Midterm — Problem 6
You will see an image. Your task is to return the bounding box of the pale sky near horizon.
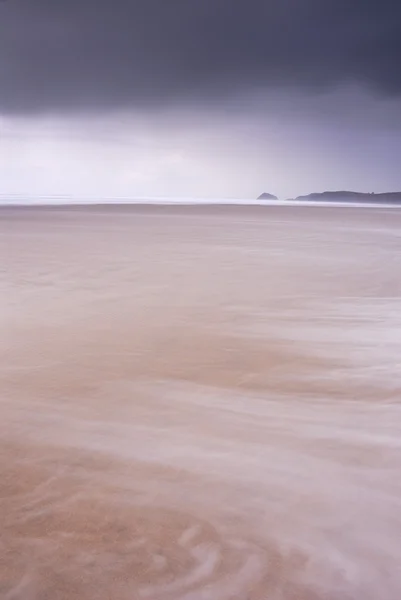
[1,1,401,201]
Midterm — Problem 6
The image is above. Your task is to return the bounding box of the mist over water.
[1,204,401,599]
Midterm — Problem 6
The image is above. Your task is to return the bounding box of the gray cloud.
[0,0,400,113]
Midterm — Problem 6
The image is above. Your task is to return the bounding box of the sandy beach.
[1,203,401,599]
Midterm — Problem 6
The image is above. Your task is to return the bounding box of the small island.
[257,193,278,200]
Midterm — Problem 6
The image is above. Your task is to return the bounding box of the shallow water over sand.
[1,204,401,599]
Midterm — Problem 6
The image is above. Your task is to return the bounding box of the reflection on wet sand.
[1,205,401,599]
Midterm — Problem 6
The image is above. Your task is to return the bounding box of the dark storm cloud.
[1,0,400,113]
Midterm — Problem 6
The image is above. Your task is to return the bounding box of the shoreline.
[1,199,401,211]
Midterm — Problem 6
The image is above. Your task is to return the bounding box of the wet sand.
[1,204,401,599]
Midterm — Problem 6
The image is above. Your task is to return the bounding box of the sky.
[1,0,401,200]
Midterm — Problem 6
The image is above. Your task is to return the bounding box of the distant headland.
[293,191,401,203]
[257,191,401,203]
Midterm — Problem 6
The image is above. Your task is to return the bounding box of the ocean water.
[1,204,401,599]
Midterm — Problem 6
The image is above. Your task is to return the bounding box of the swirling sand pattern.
[1,204,401,599]
[1,473,270,600]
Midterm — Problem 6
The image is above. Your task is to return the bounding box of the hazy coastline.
[2,197,401,210]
